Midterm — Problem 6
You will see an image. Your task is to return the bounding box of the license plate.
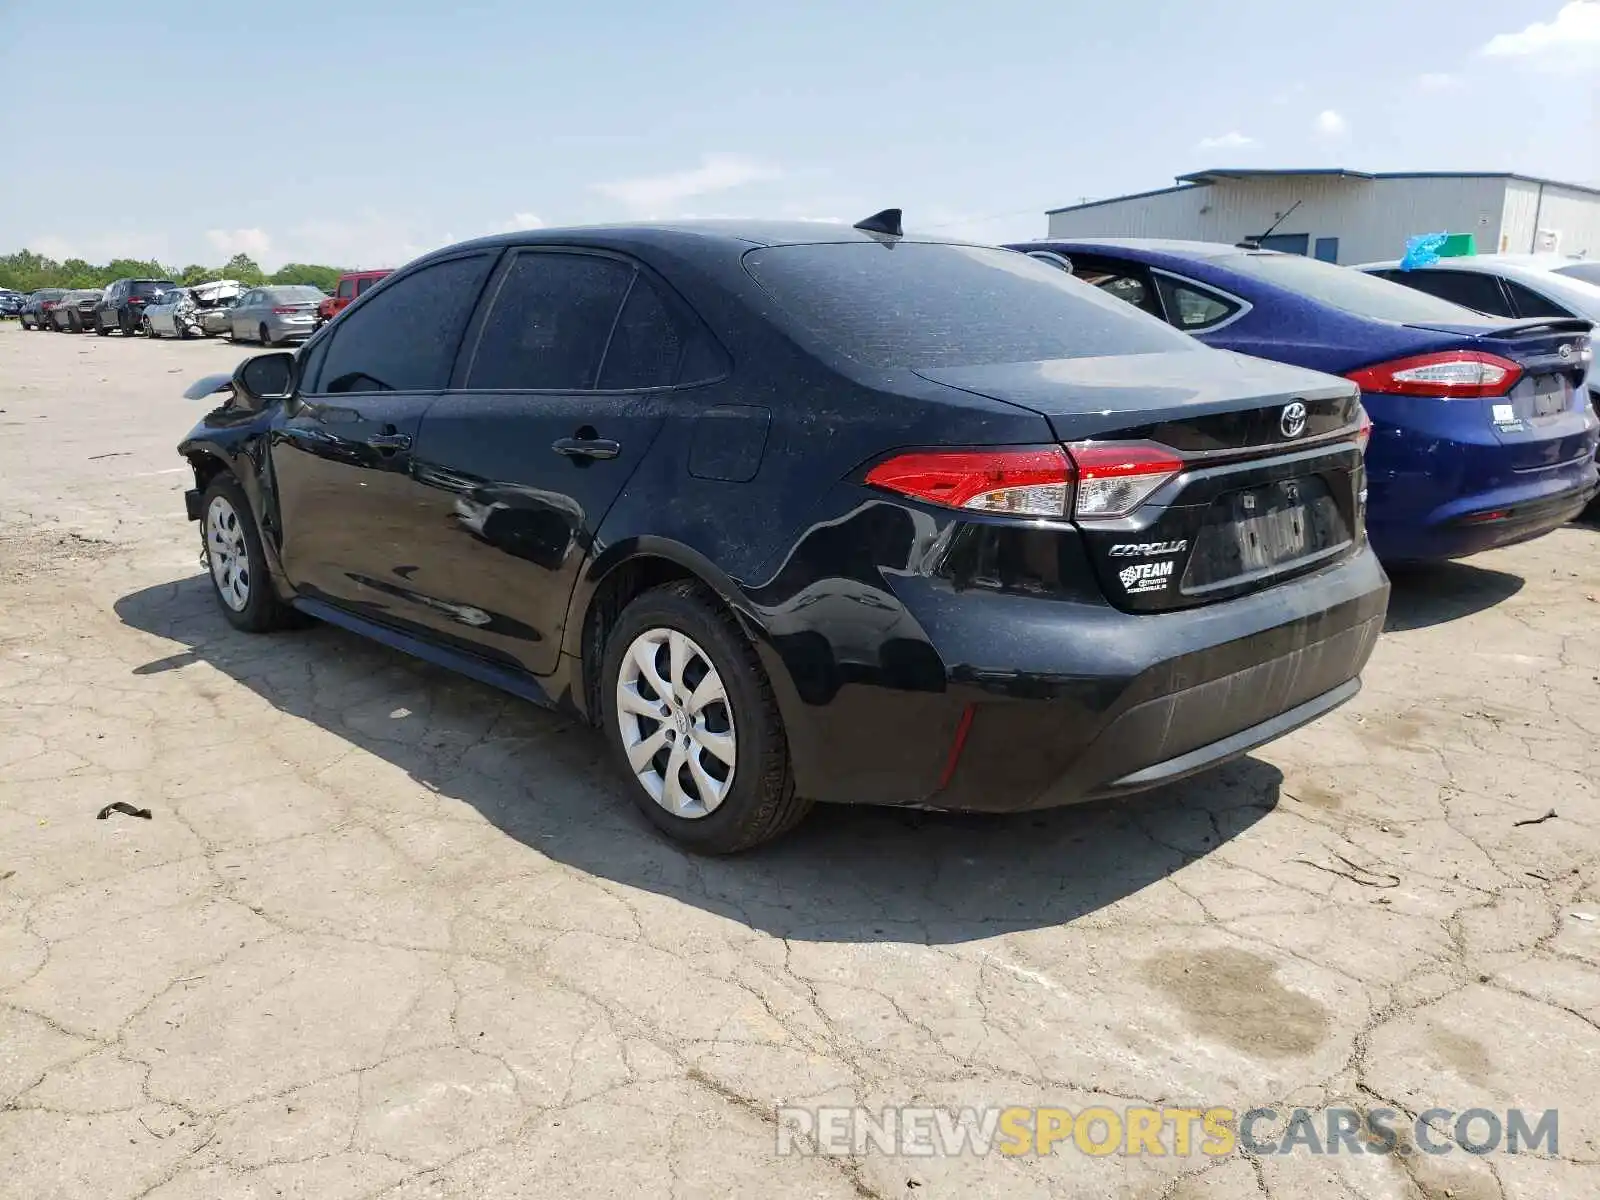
[1531,376,1569,417]
[1184,476,1348,591]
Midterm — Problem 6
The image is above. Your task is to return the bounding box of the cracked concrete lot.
[2,321,1599,1200]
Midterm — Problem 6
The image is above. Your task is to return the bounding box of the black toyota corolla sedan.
[175,214,1388,852]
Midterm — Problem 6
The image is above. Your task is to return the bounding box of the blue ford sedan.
[1007,239,1599,562]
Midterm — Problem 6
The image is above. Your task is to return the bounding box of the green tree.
[177,264,213,285]
[270,262,342,292]
[222,254,267,285]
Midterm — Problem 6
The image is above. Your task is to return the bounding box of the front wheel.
[599,581,809,853]
[201,475,293,633]
[258,323,273,347]
[143,317,157,339]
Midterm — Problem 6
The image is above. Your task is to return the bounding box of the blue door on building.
[1314,237,1340,263]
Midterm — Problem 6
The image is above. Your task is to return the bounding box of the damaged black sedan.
[175,216,1388,852]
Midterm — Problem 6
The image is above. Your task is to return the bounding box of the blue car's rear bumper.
[1363,394,1599,562]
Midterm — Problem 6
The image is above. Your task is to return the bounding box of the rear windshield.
[1553,262,1600,288]
[1217,253,1491,324]
[132,280,179,296]
[35,289,67,300]
[267,286,325,303]
[742,242,1195,369]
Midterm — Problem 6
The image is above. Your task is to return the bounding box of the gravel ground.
[2,320,1599,1200]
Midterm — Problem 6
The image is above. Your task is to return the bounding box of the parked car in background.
[316,269,390,328]
[1008,239,1598,562]
[95,278,183,335]
[144,288,204,339]
[1356,255,1600,402]
[226,285,326,345]
[0,290,23,317]
[20,288,68,330]
[188,279,241,336]
[175,220,1386,852]
[49,289,104,332]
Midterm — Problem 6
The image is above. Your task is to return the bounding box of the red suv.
[316,269,390,327]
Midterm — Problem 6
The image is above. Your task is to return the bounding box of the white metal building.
[1044,169,1600,265]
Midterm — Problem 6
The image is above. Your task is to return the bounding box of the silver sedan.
[228,285,327,346]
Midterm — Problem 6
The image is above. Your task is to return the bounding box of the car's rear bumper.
[1364,397,1599,562]
[759,546,1388,812]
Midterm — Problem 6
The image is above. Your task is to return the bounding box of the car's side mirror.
[233,351,296,410]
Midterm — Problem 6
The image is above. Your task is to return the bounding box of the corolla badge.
[1279,401,1308,439]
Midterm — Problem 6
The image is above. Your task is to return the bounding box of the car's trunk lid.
[915,350,1367,613]
[1400,317,1595,470]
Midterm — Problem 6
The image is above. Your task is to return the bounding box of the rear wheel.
[599,582,809,853]
[95,321,110,336]
[201,475,293,633]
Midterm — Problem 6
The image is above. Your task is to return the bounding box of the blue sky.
[1,1,1595,270]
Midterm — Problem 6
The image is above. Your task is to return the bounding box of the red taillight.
[272,306,298,314]
[1356,408,1373,454]
[865,447,1072,517]
[1346,351,1522,398]
[863,441,1184,521]
[1065,441,1183,520]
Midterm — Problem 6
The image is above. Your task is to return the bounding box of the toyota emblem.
[1559,343,1574,361]
[1280,401,1308,439]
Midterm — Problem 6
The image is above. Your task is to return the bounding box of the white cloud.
[1195,131,1258,152]
[593,153,782,212]
[1314,110,1349,138]
[279,212,443,270]
[29,231,173,265]
[1415,72,1462,91]
[205,228,272,260]
[1484,2,1600,71]
[488,212,545,234]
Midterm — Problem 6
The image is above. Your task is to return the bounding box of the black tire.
[124,312,140,335]
[599,581,810,853]
[143,317,157,339]
[199,474,295,634]
[95,317,111,335]
[259,323,273,347]
[67,313,80,333]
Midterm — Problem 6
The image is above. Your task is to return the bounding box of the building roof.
[1047,169,1600,216]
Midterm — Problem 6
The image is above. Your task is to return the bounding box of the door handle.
[367,432,412,452]
[552,437,620,461]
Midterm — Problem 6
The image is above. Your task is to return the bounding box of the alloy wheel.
[615,627,736,818]
[206,495,251,612]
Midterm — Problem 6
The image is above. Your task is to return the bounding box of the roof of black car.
[447,220,974,254]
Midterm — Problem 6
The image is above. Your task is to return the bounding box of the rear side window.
[1501,279,1573,319]
[316,253,493,393]
[597,276,685,389]
[132,280,177,297]
[1153,274,1242,331]
[1224,254,1494,324]
[356,275,380,295]
[466,252,633,391]
[742,242,1193,369]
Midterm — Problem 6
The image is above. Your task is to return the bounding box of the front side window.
[1381,269,1512,316]
[336,279,354,298]
[1154,274,1242,330]
[743,242,1193,370]
[316,253,494,394]
[466,252,633,391]
[356,275,381,295]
